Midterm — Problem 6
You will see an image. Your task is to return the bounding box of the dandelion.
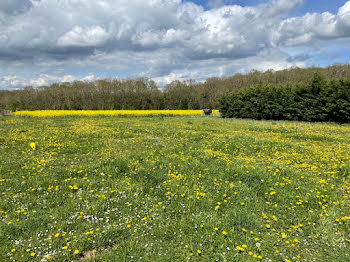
[74,250,79,254]
[30,142,36,150]
[236,246,245,251]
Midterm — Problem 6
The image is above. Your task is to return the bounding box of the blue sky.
[187,0,347,14]
[1,0,350,89]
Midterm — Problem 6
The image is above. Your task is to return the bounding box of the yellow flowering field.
[14,110,219,117]
[0,115,349,261]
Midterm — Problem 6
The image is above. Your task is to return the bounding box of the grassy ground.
[0,115,349,262]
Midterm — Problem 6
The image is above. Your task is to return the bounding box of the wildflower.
[30,142,36,150]
[30,252,35,256]
[222,230,227,235]
[236,246,245,251]
[74,250,79,254]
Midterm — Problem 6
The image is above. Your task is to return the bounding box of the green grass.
[0,116,349,261]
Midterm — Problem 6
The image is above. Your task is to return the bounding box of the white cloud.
[0,73,96,89]
[0,0,350,89]
[57,26,110,47]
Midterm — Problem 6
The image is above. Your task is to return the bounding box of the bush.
[219,73,350,123]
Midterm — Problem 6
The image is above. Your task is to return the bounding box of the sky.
[1,0,350,89]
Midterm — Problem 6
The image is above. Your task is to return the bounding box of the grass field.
[0,115,349,261]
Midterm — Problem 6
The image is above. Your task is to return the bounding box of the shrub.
[219,73,350,123]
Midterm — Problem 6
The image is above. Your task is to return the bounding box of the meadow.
[0,114,349,261]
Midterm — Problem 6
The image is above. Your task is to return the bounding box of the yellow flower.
[222,231,227,235]
[30,252,35,256]
[281,232,286,239]
[197,249,202,255]
[74,249,79,254]
[55,233,60,238]
[236,246,245,251]
[30,142,36,150]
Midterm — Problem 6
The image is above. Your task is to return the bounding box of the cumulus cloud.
[0,0,350,89]
[0,73,96,89]
[57,26,110,47]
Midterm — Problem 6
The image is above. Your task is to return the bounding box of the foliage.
[0,116,349,261]
[2,64,350,111]
[220,73,350,123]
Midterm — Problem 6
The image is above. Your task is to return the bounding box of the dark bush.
[219,73,350,123]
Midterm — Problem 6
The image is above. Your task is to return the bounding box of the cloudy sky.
[1,0,350,89]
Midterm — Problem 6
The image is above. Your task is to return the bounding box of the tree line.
[219,73,350,123]
[1,64,350,112]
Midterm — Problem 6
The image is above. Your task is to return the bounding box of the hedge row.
[219,73,350,123]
